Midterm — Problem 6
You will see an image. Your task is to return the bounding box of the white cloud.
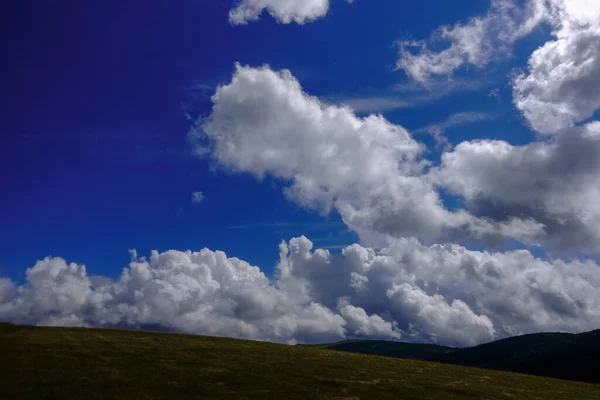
[229,0,351,25]
[397,0,549,83]
[279,236,600,344]
[196,64,545,248]
[432,122,600,253]
[0,258,92,327]
[3,236,600,346]
[276,237,496,346]
[191,191,205,204]
[513,0,600,134]
[0,249,346,344]
[386,283,494,346]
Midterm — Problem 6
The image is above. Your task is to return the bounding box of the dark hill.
[435,329,600,383]
[311,329,600,384]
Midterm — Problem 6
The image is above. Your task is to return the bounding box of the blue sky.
[2,0,600,345]
[1,0,537,280]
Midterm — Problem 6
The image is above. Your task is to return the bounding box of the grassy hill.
[1,323,599,399]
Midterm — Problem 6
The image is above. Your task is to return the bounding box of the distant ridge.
[309,329,600,384]
[435,329,600,383]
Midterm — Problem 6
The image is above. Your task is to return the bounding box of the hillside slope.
[1,323,598,399]
[306,339,456,360]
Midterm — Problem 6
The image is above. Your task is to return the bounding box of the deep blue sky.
[1,0,541,282]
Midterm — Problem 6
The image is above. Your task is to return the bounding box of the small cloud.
[488,88,500,98]
[229,0,329,25]
[188,83,214,92]
[182,83,215,110]
[192,192,205,204]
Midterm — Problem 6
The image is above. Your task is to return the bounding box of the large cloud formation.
[2,236,600,346]
[198,64,545,248]
[229,0,352,25]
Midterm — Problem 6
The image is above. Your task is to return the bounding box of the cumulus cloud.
[279,236,600,344]
[397,0,549,83]
[0,249,346,344]
[513,0,600,133]
[229,0,352,25]
[3,236,600,346]
[276,237,497,346]
[432,122,600,254]
[196,64,545,248]
[386,284,494,346]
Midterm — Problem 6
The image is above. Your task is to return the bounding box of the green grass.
[1,323,599,399]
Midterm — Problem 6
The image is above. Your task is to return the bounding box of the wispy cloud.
[337,97,411,113]
[392,77,484,94]
[488,88,500,98]
[181,82,216,121]
[191,192,205,204]
[336,77,486,113]
[414,111,494,149]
